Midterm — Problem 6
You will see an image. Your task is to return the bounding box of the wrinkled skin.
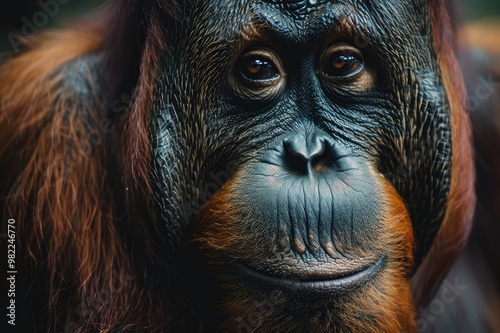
[150,0,452,331]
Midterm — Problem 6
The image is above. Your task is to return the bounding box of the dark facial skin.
[150,0,451,331]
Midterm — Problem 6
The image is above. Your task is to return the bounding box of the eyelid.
[319,44,365,79]
[240,59,278,82]
[317,43,375,92]
[230,47,285,101]
[237,48,284,86]
[239,49,282,71]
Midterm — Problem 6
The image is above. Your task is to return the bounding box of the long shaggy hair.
[0,0,474,331]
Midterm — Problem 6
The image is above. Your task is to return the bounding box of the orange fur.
[0,28,167,331]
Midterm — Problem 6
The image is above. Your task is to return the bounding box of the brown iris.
[322,46,364,78]
[237,49,281,85]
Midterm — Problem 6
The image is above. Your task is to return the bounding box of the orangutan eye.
[322,45,364,79]
[237,49,282,85]
[240,58,279,81]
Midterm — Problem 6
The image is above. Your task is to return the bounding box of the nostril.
[284,140,310,175]
[282,130,337,175]
[310,140,336,172]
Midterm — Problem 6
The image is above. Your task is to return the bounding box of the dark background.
[0,0,499,55]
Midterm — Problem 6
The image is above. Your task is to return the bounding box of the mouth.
[233,255,386,297]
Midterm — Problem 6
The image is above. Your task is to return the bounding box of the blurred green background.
[1,0,499,60]
[461,0,500,20]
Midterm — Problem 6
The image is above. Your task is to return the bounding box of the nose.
[283,130,337,175]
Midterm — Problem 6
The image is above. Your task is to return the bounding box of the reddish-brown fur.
[411,0,476,307]
[0,26,169,331]
[0,0,475,331]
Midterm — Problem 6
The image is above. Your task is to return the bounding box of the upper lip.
[233,255,386,296]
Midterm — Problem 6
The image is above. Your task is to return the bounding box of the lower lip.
[233,255,386,297]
